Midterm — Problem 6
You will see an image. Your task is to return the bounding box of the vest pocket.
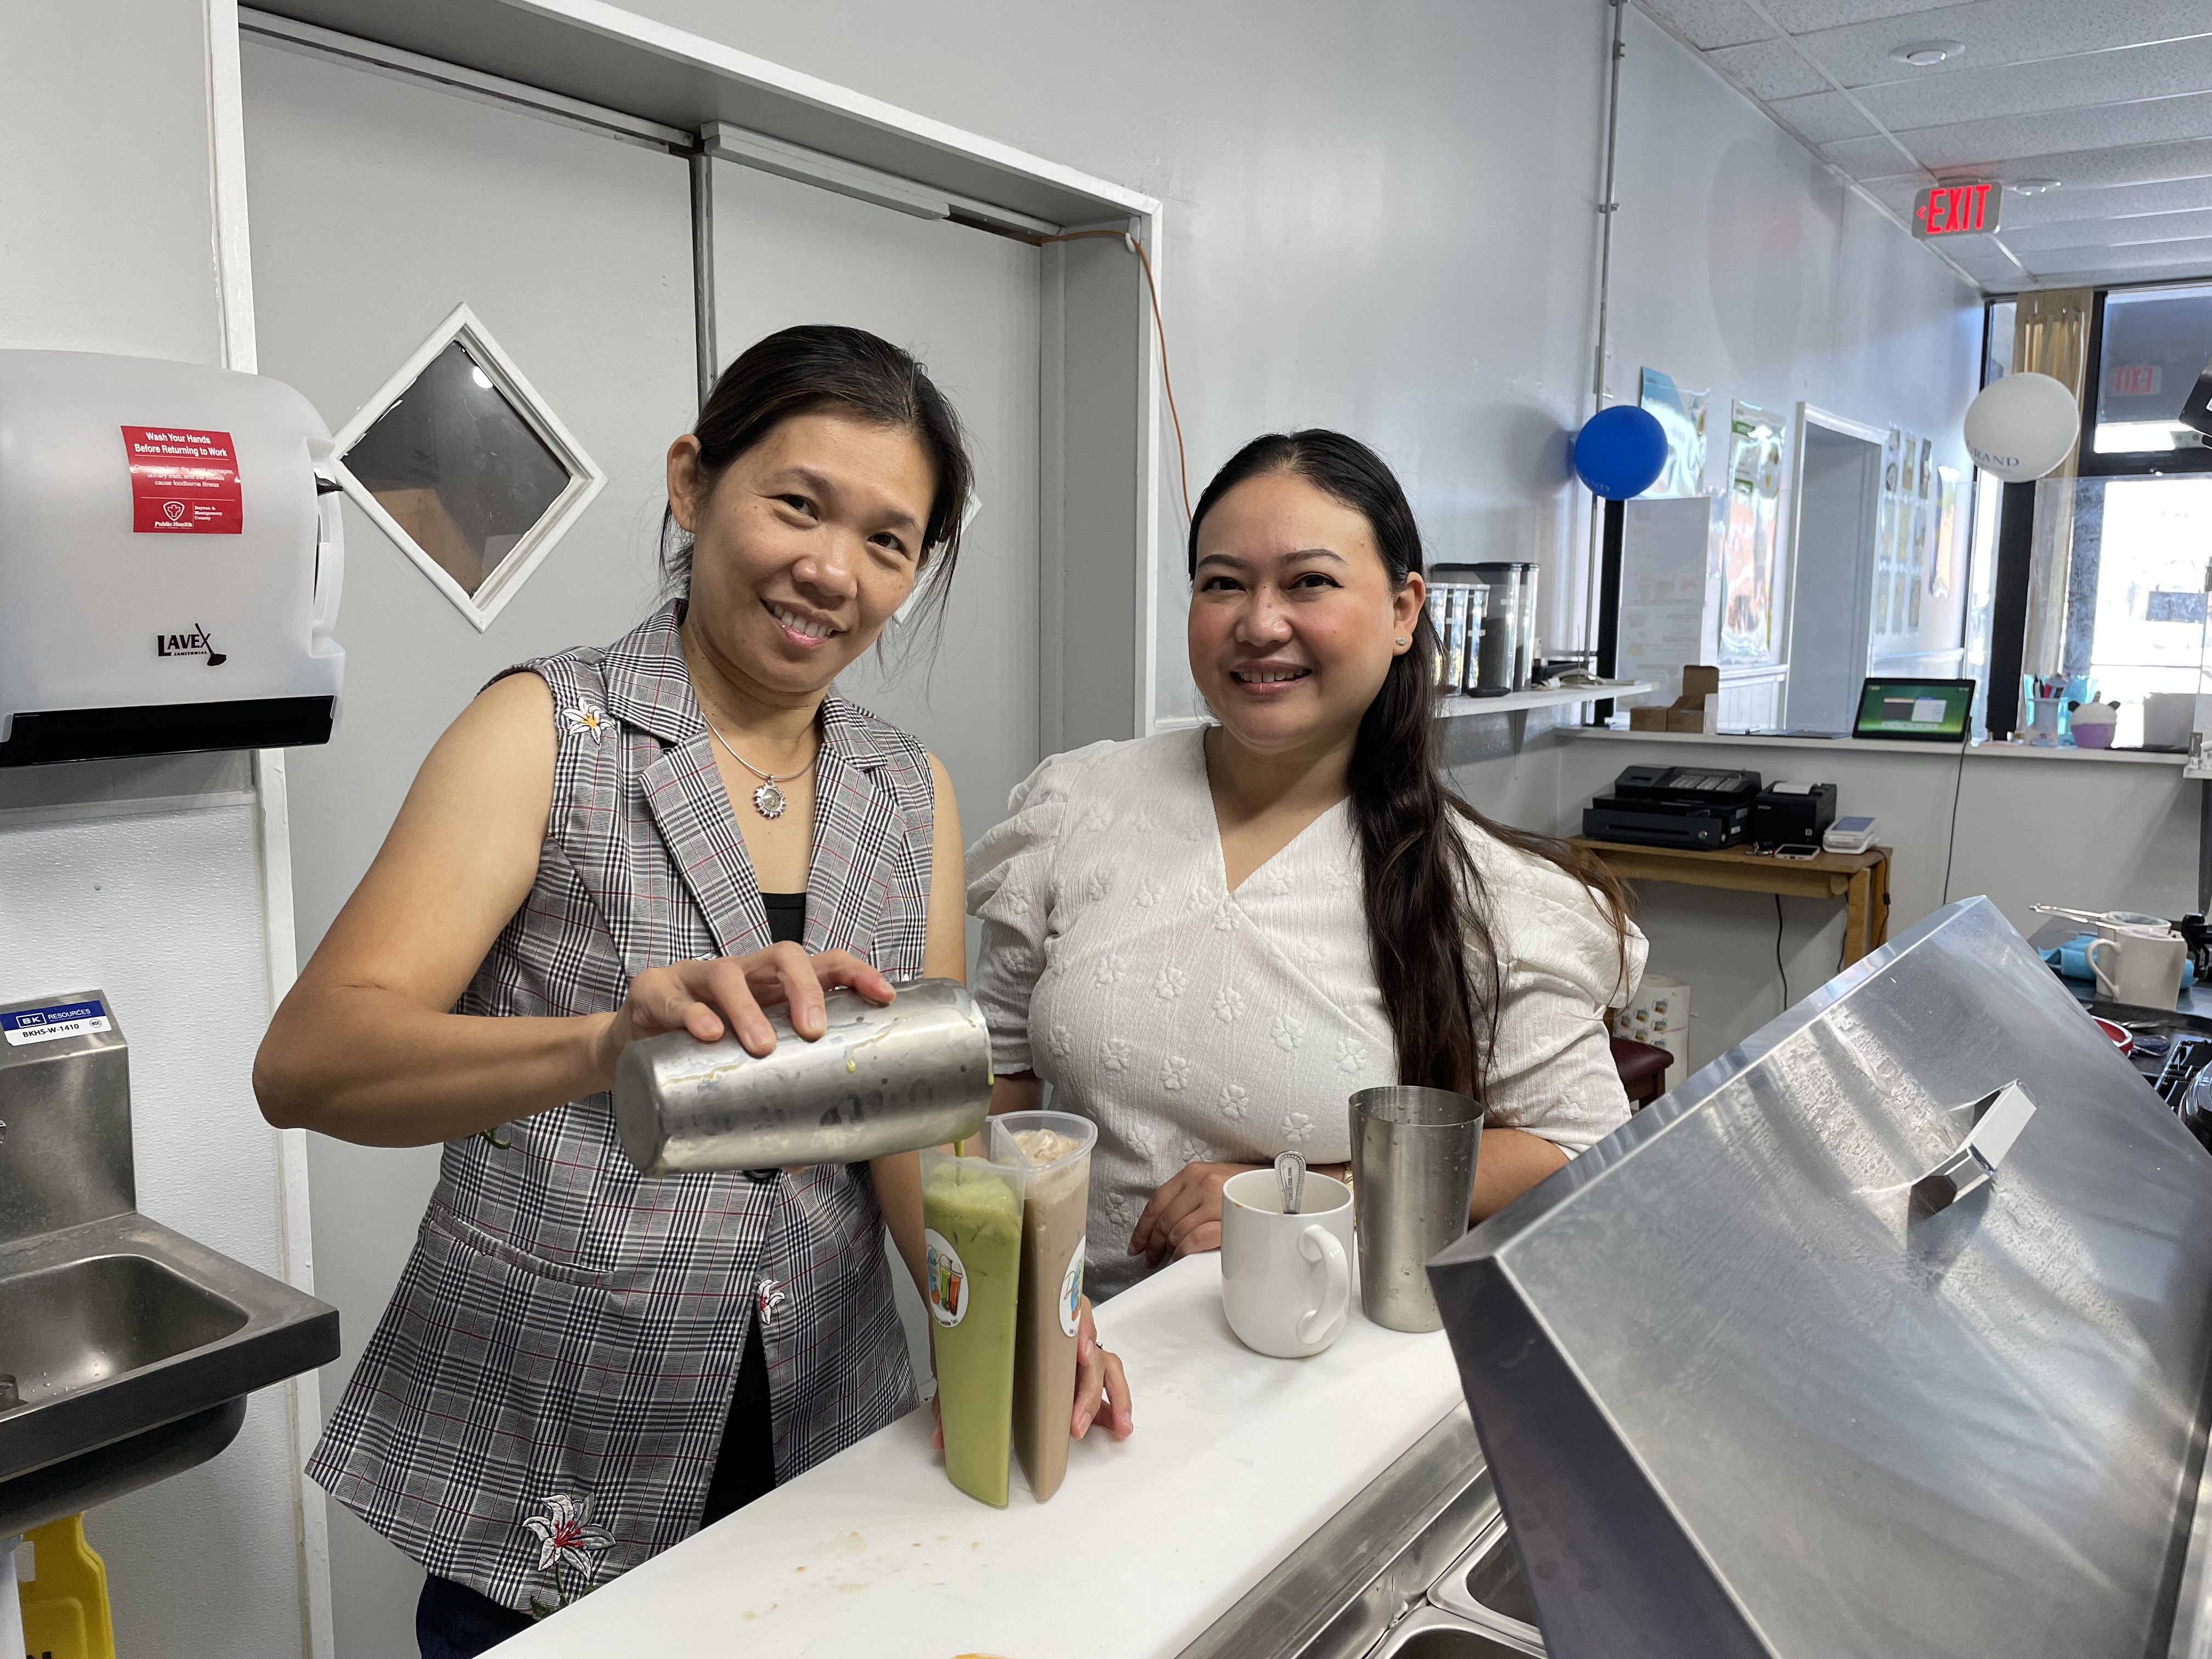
[426,1199,613,1288]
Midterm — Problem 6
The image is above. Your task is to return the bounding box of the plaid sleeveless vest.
[308,603,931,1610]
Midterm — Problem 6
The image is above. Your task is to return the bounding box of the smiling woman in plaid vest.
[256,325,1133,1659]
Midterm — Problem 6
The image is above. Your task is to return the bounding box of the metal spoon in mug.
[1276,1150,1307,1216]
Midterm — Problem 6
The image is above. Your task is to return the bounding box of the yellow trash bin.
[19,1514,115,1659]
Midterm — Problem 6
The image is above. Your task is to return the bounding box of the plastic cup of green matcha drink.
[921,1144,1028,1506]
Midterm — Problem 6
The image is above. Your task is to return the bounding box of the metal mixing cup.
[1349,1085,1482,1331]
[614,978,992,1175]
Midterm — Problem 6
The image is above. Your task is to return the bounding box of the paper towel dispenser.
[0,349,345,767]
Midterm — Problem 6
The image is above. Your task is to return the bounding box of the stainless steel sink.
[1368,1610,1538,1658]
[0,989,338,1534]
[1429,1521,1542,1649]
[1175,1409,1547,1659]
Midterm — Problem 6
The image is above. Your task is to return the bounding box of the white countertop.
[490,1255,1463,1659]
[1564,726,2192,765]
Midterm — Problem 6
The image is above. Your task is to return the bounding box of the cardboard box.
[1630,664,1719,734]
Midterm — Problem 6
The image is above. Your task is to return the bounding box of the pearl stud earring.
[1395,636,1408,647]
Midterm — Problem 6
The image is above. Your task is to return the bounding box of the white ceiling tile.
[2019,234,2212,283]
[1634,0,1778,50]
[1762,88,1876,144]
[1703,37,1833,99]
[1760,0,1965,29]
[2001,173,2212,226]
[1825,130,1949,177]
[1839,88,2212,172]
[1939,239,2038,284]
[1962,134,2212,190]
[2002,205,2212,249]
[1787,0,2212,92]
[1861,176,1932,217]
[1851,36,2212,132]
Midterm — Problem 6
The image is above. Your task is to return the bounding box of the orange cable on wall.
[1038,227,1193,523]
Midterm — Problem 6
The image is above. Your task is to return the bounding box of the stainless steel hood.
[1427,896,2212,1659]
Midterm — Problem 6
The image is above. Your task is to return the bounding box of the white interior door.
[710,160,1045,876]
[1785,419,1883,732]
[243,38,696,1658]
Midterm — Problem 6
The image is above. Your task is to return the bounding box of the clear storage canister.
[1455,583,1488,693]
[1512,562,1540,689]
[1426,586,1457,691]
[1468,563,1525,693]
[1441,586,1470,695]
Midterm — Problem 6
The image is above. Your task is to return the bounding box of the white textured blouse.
[966,729,1647,1301]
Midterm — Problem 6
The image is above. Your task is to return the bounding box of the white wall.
[1604,4,1983,679]
[0,2,315,1653]
[619,0,1617,725]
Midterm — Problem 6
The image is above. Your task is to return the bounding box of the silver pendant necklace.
[702,714,815,820]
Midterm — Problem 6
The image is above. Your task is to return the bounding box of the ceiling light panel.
[1635,0,1780,51]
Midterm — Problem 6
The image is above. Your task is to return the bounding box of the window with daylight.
[332,305,605,629]
[2085,280,2212,475]
[2057,475,2212,748]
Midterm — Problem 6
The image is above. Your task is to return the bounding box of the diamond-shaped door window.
[331,304,605,629]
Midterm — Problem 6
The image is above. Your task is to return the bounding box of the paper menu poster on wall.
[1617,496,1725,704]
[1719,402,1784,664]
[1873,428,1903,637]
[1639,369,1709,498]
[1931,466,1960,599]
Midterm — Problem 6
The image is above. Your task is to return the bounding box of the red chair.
[1611,1036,1673,1109]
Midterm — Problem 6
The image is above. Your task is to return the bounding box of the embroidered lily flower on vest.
[523,1492,612,1618]
[563,702,609,742]
[758,1276,789,1327]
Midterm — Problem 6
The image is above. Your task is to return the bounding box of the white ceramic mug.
[1220,1169,1354,1359]
[2087,923,2187,1009]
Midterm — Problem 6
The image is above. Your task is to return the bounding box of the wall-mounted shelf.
[1438,682,1654,718]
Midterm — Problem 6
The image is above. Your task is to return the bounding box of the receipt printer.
[1583,764,1762,850]
[0,349,345,766]
[1750,781,1838,849]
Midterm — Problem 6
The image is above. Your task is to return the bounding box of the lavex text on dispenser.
[0,351,345,766]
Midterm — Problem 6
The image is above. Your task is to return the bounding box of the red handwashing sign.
[121,425,242,534]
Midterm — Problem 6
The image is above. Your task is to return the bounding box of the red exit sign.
[1914,180,2000,238]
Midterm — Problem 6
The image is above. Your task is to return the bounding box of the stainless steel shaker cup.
[614,977,992,1175]
[1349,1085,1482,1331]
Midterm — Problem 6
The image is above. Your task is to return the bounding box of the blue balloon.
[1573,404,1669,500]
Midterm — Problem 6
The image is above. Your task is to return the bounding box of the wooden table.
[1572,838,1895,966]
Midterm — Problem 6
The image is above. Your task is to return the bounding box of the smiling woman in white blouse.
[968,430,1646,1305]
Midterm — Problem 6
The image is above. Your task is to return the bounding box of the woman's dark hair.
[663,324,972,633]
[1187,431,1632,1097]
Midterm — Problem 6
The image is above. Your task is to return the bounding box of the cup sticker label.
[2,999,111,1046]
[924,1228,968,1328]
[122,426,243,534]
[1058,1238,1086,1339]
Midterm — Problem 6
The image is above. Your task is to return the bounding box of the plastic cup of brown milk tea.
[994,1110,1097,1503]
